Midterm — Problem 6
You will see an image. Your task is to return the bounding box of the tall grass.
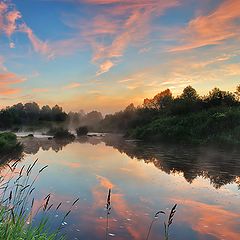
[105,189,112,240]
[145,204,177,240]
[105,189,177,240]
[0,159,67,240]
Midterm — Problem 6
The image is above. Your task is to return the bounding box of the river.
[1,134,240,240]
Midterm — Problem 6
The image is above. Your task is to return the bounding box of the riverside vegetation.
[0,85,239,145]
[0,160,68,240]
[100,85,240,145]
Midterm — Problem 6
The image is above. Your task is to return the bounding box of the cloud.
[0,72,25,95]
[169,0,240,52]
[174,199,240,240]
[20,24,53,58]
[96,60,114,75]
[32,88,49,93]
[63,0,180,74]
[5,9,21,37]
[63,82,81,89]
[0,1,52,57]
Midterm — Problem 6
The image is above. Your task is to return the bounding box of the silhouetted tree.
[143,89,173,110]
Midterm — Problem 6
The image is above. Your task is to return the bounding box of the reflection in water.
[21,135,240,189]
[102,135,240,189]
[15,135,240,240]
[20,137,75,154]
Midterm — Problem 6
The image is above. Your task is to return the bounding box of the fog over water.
[2,135,240,240]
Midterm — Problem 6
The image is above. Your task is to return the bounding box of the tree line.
[99,85,240,134]
[0,103,67,129]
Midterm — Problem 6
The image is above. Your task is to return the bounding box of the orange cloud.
[63,82,81,89]
[96,175,115,189]
[0,2,21,37]
[5,9,21,37]
[96,60,114,76]
[0,72,25,95]
[174,199,240,240]
[170,0,240,52]
[65,0,179,74]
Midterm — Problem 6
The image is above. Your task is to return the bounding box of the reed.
[145,204,177,240]
[105,188,112,240]
[0,159,66,240]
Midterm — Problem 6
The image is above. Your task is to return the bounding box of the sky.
[0,0,240,113]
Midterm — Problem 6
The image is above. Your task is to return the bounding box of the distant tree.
[52,105,67,121]
[180,86,199,102]
[235,84,240,100]
[40,105,52,121]
[143,89,173,110]
[205,87,237,107]
[24,102,40,121]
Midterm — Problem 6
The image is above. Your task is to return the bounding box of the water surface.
[2,135,240,240]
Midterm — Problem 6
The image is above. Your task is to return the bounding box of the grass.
[0,159,70,240]
[105,188,177,240]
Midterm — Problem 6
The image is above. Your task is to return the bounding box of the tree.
[180,86,199,102]
[40,105,52,120]
[143,89,173,110]
[206,87,237,107]
[235,84,240,100]
[52,105,67,121]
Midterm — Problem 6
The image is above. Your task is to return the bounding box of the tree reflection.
[102,135,240,189]
[20,135,240,189]
[20,137,75,154]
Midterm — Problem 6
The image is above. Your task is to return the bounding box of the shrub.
[0,132,22,153]
[48,128,75,140]
[76,126,88,136]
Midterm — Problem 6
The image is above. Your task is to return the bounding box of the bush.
[0,132,22,153]
[48,128,75,140]
[76,126,88,136]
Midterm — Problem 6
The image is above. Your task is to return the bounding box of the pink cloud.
[63,0,179,75]
[0,1,52,57]
[169,0,240,52]
[5,10,21,37]
[96,60,114,76]
[20,24,53,58]
[0,72,25,95]
[63,82,81,89]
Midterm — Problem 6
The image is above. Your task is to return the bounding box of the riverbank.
[0,132,23,154]
[128,107,240,146]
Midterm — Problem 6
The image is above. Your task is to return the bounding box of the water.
[2,135,240,239]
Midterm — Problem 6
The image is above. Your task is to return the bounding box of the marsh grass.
[105,188,112,240]
[0,158,69,240]
[145,204,177,240]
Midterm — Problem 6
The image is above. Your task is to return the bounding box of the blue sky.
[0,0,239,113]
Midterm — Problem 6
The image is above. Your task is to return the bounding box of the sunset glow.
[0,0,239,113]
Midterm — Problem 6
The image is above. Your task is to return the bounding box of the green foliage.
[0,103,67,130]
[76,126,88,136]
[0,160,66,240]
[98,84,240,145]
[0,132,22,153]
[48,128,75,139]
[130,107,240,145]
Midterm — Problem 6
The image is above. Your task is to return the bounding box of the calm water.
[2,135,240,240]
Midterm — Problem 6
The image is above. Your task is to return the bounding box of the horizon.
[0,0,239,114]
